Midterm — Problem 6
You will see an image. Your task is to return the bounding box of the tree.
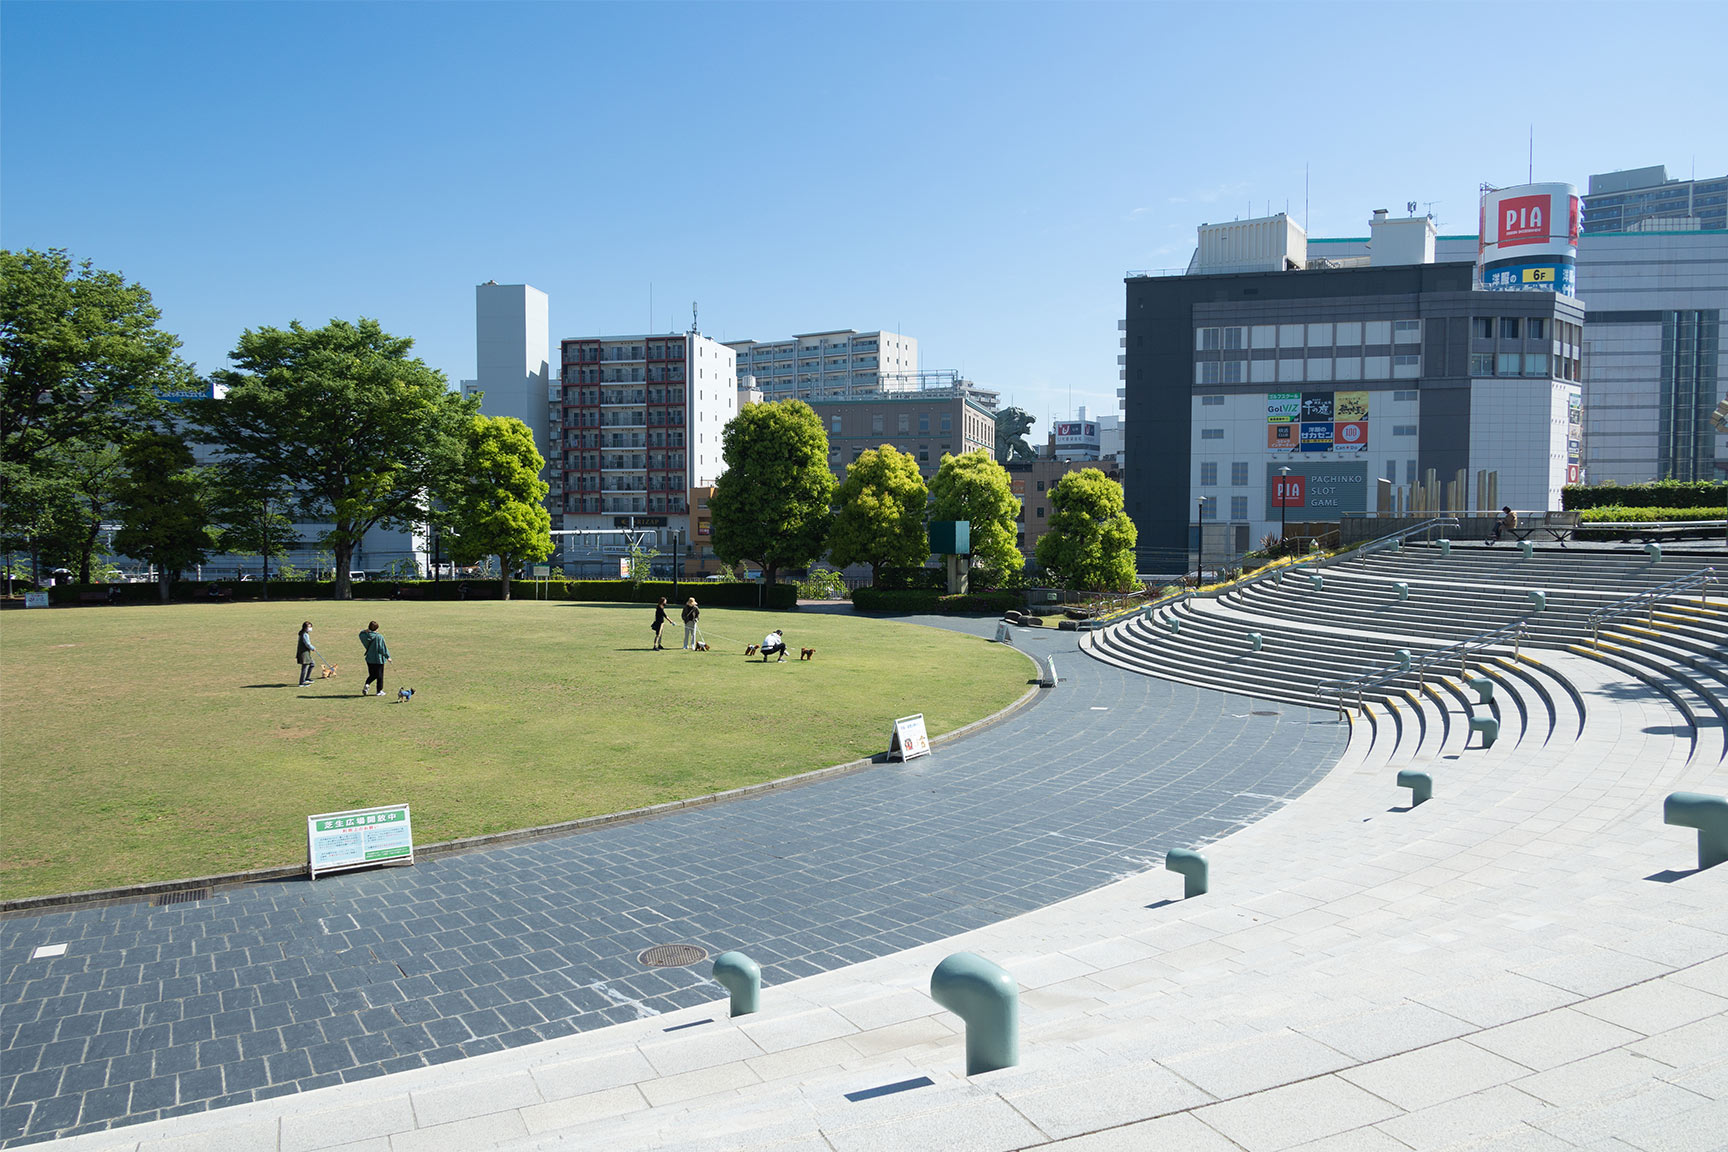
[1034,467,1138,592]
[930,449,1023,582]
[827,445,928,586]
[709,400,837,589]
[443,414,551,601]
[38,437,128,584]
[187,318,476,599]
[111,431,213,602]
[205,463,301,595]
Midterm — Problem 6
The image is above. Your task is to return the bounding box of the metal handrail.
[1589,567,1717,647]
[1318,618,1529,717]
[1353,517,1461,563]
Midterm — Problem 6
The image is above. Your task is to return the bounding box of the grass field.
[0,600,1030,900]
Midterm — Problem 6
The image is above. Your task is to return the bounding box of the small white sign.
[888,714,931,762]
[307,803,414,879]
[24,592,49,608]
[993,620,1013,644]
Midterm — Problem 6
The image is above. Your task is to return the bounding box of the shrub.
[795,569,849,600]
[1563,481,1726,512]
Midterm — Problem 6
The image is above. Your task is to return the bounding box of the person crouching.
[760,629,787,662]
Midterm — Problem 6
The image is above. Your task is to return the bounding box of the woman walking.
[651,597,671,650]
[681,597,700,650]
[296,621,317,687]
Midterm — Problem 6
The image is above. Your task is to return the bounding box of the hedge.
[1563,481,1726,511]
[851,588,1023,614]
[1577,506,1725,524]
[43,578,798,610]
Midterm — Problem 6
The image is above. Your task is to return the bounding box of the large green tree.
[709,399,837,588]
[930,449,1023,582]
[205,463,301,594]
[187,318,475,599]
[1034,467,1138,592]
[827,445,929,586]
[443,414,551,601]
[37,437,128,584]
[111,431,213,602]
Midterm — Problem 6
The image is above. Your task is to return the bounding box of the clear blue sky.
[5,1,1724,433]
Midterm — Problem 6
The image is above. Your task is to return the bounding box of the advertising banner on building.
[1300,392,1335,421]
[1334,421,1369,451]
[1478,182,1580,297]
[1335,391,1370,422]
[1267,393,1300,422]
[1267,423,1298,450]
[1264,463,1369,517]
[1300,422,1334,451]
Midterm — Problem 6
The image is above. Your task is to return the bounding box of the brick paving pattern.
[0,619,1345,1145]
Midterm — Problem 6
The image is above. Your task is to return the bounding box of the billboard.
[1334,421,1368,451]
[1264,462,1369,517]
[1267,423,1298,450]
[1300,422,1334,451]
[1267,389,1370,454]
[1267,392,1300,422]
[1478,182,1580,296]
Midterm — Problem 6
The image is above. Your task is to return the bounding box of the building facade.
[464,283,553,465]
[725,329,917,401]
[805,394,995,480]
[550,332,736,553]
[1009,457,1124,558]
[1583,165,1727,234]
[1124,212,1585,573]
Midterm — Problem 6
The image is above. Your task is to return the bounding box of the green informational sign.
[307,803,414,878]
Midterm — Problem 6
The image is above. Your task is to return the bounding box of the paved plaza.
[1,619,1346,1147]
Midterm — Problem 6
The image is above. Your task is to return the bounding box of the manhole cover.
[638,944,708,968]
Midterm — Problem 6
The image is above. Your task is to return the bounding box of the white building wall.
[1469,378,1572,511]
[689,335,735,488]
[474,283,552,465]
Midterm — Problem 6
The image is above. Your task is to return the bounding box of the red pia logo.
[1274,475,1305,508]
[1500,194,1550,247]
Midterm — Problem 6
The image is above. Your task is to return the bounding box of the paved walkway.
[0,619,1345,1146]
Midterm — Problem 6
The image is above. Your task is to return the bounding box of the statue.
[994,407,1038,464]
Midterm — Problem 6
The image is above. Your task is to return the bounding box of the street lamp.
[1278,466,1291,555]
[1196,496,1205,588]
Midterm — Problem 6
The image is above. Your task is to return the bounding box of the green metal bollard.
[1645,543,1663,561]
[1248,632,1263,651]
[712,951,761,1017]
[1438,539,1452,557]
[1520,540,1534,558]
[1396,769,1432,806]
[1394,581,1409,601]
[1308,572,1324,591]
[1469,676,1494,704]
[1166,848,1209,898]
[1396,649,1411,672]
[1663,792,1728,870]
[1528,590,1547,612]
[1167,616,1180,633]
[1468,715,1499,749]
[930,953,1018,1075]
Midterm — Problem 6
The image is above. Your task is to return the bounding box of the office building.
[463,283,553,467]
[1009,456,1124,558]
[1124,206,1585,573]
[725,329,917,400]
[1582,165,1727,234]
[806,393,995,479]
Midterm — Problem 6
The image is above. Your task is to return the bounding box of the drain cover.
[638,944,708,968]
[1251,710,1281,716]
[151,887,210,907]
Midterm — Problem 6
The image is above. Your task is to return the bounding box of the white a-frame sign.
[888,713,931,762]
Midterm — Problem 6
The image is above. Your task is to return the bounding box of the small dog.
[745,644,759,656]
[694,641,709,651]
[799,648,815,661]
[319,662,339,679]
[396,687,415,703]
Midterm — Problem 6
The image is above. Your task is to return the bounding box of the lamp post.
[1278,466,1291,554]
[1196,497,1205,588]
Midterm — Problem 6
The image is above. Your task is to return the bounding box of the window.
[1364,356,1391,379]
[1199,462,1217,485]
[1307,359,1333,382]
[1231,461,1249,486]
[1393,425,1417,436]
[1278,324,1305,348]
[940,414,951,432]
[1393,320,1422,343]
[1197,327,1221,350]
[897,413,910,433]
[1524,352,1550,376]
[1036,507,1044,519]
[1306,322,1333,346]
[852,448,863,461]
[1251,325,1276,348]
[1365,320,1392,345]
[1201,394,1225,406]
[1500,317,1521,339]
[1406,460,1417,484]
[1528,318,1546,340]
[1334,322,1363,345]
[1471,353,1495,376]
[1393,354,1421,379]
[1201,428,1224,440]
[1036,479,1045,491]
[1278,358,1305,382]
[1231,496,1249,521]
[1334,358,1361,381]
[1222,361,1245,384]
[1497,352,1522,375]
[1197,362,1223,385]
[1386,460,1398,482]
[918,414,929,433]
[1200,495,1219,518]
[1222,326,1244,349]
[871,414,884,434]
[1392,390,1418,402]
[830,416,842,435]
[918,447,929,463]
[1250,360,1275,383]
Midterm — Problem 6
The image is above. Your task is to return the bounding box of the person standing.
[296,621,317,686]
[652,597,670,650]
[681,597,700,650]
[358,620,390,697]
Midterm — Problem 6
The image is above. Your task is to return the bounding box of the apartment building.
[725,329,917,400]
[805,394,995,480]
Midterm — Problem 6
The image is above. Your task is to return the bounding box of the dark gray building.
[1124,222,1584,574]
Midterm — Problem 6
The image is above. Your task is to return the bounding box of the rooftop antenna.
[690,301,699,335]
[1528,124,1533,183]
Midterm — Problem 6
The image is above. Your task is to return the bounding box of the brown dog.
[694,641,709,651]
[799,648,815,661]
[745,644,759,656]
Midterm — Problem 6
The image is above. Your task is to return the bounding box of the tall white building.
[463,283,552,466]
[725,329,917,400]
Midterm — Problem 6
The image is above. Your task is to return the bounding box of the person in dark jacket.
[358,621,390,697]
[652,597,670,650]
[296,621,317,686]
[681,597,700,650]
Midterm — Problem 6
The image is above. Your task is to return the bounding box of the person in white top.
[760,629,787,662]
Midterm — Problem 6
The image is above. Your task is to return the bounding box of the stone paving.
[0,618,1345,1146]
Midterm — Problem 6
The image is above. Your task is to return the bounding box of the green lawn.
[0,600,1029,900]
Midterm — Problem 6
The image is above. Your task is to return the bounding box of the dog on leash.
[745,644,759,656]
[396,687,414,703]
[694,641,709,651]
[799,648,815,661]
[319,662,339,679]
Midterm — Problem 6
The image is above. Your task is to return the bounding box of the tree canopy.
[443,414,551,600]
[111,431,213,602]
[1034,467,1138,592]
[827,445,929,585]
[709,400,836,587]
[930,449,1023,581]
[187,318,475,599]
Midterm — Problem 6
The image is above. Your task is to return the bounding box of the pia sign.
[1478,182,1580,297]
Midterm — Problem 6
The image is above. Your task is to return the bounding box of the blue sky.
[4,0,1724,433]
